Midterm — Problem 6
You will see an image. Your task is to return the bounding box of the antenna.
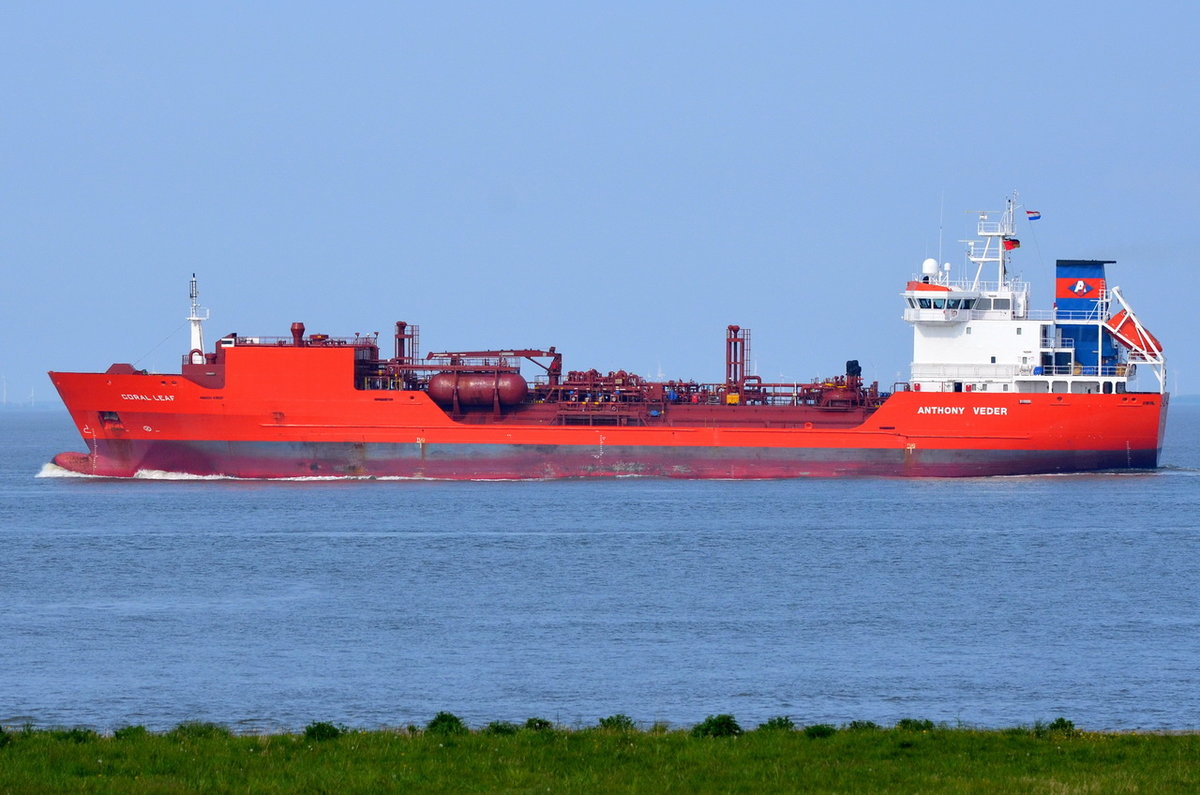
[938,191,944,265]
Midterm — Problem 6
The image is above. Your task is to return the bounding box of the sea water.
[2,405,1198,733]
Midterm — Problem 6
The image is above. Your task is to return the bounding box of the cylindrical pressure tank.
[428,372,529,407]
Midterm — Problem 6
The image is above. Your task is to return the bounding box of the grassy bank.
[2,715,1198,793]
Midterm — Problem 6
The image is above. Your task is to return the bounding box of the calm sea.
[2,404,1198,733]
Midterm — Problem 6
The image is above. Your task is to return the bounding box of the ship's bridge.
[901,258,1032,325]
[902,281,1030,323]
[901,280,981,324]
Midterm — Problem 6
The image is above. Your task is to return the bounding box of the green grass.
[1,718,1198,793]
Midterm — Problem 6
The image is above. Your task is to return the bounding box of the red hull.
[48,344,1167,479]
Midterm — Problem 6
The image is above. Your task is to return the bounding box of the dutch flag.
[1026,210,1042,221]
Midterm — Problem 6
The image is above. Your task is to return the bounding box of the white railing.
[903,308,970,322]
[914,363,1132,380]
[905,278,1029,294]
[911,364,1019,379]
[1027,364,1131,377]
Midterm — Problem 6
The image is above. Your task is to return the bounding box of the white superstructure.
[902,195,1165,395]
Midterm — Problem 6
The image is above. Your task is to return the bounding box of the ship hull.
[48,361,1167,479]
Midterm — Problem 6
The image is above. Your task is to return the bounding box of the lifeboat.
[1105,309,1163,353]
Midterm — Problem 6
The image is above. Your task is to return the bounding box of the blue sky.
[3,2,1196,406]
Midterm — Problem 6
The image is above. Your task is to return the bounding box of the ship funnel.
[1056,260,1113,316]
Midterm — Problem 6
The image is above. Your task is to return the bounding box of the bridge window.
[918,298,931,309]
[993,298,1011,310]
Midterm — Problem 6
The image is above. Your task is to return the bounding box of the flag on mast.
[1026,210,1042,221]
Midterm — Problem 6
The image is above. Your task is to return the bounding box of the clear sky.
[3,2,1196,406]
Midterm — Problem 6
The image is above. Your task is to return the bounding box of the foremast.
[187,273,209,365]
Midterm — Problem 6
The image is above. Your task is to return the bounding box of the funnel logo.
[1057,276,1106,300]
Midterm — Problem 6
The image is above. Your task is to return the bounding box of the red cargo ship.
[48,197,1167,479]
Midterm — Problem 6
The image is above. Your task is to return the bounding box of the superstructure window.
[918,298,931,309]
[993,298,1011,310]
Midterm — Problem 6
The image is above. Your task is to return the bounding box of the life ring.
[913,382,921,392]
